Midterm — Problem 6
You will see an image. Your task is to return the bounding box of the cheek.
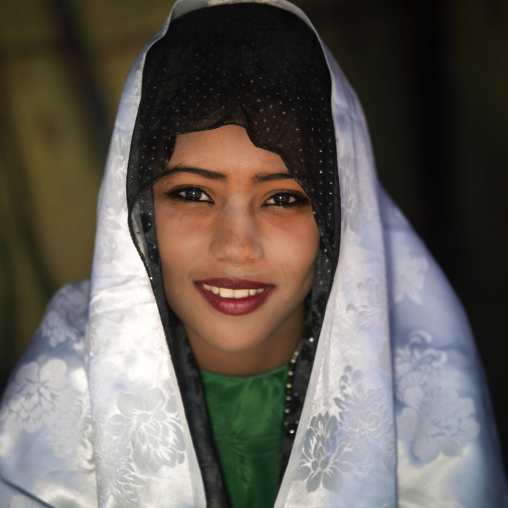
[298,223,321,284]
[268,217,320,286]
[154,209,204,297]
[155,206,208,259]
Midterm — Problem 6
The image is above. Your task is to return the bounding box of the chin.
[189,320,276,354]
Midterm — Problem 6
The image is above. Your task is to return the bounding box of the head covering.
[128,6,338,502]
[0,0,506,506]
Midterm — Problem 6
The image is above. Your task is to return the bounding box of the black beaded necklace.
[280,335,317,480]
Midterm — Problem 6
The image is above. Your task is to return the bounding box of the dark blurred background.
[1,0,506,466]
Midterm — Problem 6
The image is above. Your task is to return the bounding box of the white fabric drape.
[0,0,506,506]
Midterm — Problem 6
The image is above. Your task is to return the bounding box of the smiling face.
[153,125,320,375]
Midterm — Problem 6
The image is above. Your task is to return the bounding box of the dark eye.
[265,192,308,207]
[167,187,213,203]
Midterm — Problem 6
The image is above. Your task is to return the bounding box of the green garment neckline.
[200,362,289,380]
[200,362,289,508]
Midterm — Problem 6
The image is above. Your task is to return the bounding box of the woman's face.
[153,125,320,374]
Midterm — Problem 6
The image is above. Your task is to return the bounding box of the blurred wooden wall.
[0,0,175,374]
[1,0,507,463]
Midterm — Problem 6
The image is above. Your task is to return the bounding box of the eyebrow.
[163,165,226,181]
[252,172,294,183]
[163,165,294,184]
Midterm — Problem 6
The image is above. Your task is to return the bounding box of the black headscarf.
[126,5,340,505]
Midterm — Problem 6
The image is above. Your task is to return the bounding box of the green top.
[200,363,288,508]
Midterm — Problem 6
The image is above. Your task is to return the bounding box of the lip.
[196,278,269,290]
[194,278,274,316]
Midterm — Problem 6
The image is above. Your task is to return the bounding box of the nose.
[209,205,264,266]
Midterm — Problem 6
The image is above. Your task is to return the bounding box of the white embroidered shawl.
[0,1,506,506]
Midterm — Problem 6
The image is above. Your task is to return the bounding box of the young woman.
[0,1,506,506]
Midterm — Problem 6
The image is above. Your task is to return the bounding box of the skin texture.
[153,125,320,375]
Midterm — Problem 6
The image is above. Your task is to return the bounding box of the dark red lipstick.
[194,278,274,316]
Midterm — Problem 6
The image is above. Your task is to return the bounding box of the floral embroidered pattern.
[395,331,446,401]
[87,296,124,356]
[105,388,185,471]
[0,353,94,464]
[94,216,122,264]
[104,134,129,210]
[340,153,376,233]
[1,359,69,435]
[296,412,354,493]
[391,243,428,304]
[95,432,146,505]
[340,153,361,233]
[94,386,186,504]
[296,366,393,493]
[39,281,89,349]
[346,275,387,332]
[335,368,394,478]
[45,393,94,463]
[395,331,480,463]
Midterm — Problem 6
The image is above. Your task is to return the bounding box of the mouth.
[194,278,274,316]
[201,283,266,299]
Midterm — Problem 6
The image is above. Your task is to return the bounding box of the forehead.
[168,125,290,175]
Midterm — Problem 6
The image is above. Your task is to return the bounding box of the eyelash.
[166,187,309,208]
[263,192,309,208]
[167,187,213,203]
